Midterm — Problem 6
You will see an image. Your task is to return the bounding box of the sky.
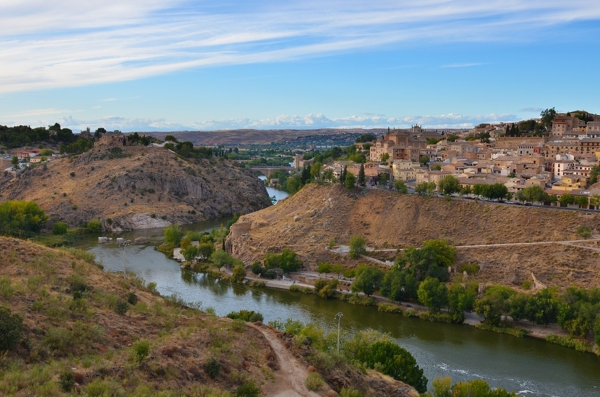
[1,0,600,132]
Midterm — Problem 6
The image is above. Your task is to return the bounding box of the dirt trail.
[249,324,327,397]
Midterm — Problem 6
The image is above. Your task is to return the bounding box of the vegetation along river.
[72,218,600,397]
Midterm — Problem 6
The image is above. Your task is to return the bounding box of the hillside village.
[290,111,600,207]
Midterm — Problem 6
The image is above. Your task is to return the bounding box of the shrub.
[340,387,363,397]
[522,280,532,290]
[133,339,151,360]
[251,261,263,275]
[577,226,592,238]
[264,269,276,279]
[227,310,264,322]
[127,292,138,305]
[0,306,23,351]
[164,224,184,246]
[52,222,68,235]
[59,371,75,392]
[43,327,70,353]
[348,235,366,259]
[377,303,404,314]
[147,282,158,294]
[114,300,129,315]
[231,264,246,283]
[459,262,480,275]
[204,357,221,379]
[86,219,102,233]
[305,373,325,391]
[236,381,261,397]
[0,200,48,237]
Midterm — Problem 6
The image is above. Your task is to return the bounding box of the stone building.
[96,132,128,147]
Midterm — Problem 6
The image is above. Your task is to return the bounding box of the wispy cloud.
[441,63,487,68]
[521,107,544,113]
[1,1,599,93]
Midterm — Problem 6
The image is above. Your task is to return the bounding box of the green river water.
[73,218,600,397]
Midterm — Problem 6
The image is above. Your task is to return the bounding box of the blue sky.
[1,1,599,131]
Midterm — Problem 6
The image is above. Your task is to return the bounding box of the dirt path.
[249,324,327,397]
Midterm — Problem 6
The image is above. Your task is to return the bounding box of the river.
[73,217,600,397]
[258,175,289,203]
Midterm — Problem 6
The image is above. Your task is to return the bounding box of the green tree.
[182,245,200,261]
[521,185,545,203]
[52,222,68,235]
[380,269,418,302]
[540,108,556,131]
[419,155,430,166]
[331,264,345,279]
[264,249,302,273]
[525,288,559,325]
[415,182,436,195]
[323,168,334,181]
[559,194,575,207]
[0,200,48,237]
[447,284,476,324]
[345,171,356,189]
[349,235,367,259]
[0,306,23,351]
[198,243,214,259]
[86,219,102,233]
[351,265,384,296]
[379,172,389,186]
[589,165,600,185]
[231,264,246,283]
[475,286,514,326]
[10,155,19,170]
[310,162,322,180]
[164,223,184,246]
[394,179,408,194]
[317,262,332,274]
[589,194,600,209]
[417,277,448,312]
[594,315,600,346]
[380,153,390,163]
[575,196,589,208]
[356,341,428,393]
[508,293,530,322]
[251,261,263,275]
[422,240,456,268]
[438,175,460,195]
[358,164,366,186]
[210,250,235,268]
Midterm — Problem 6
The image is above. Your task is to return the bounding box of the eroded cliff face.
[0,146,271,230]
[227,183,600,290]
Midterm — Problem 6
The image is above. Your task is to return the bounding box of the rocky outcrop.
[0,146,271,230]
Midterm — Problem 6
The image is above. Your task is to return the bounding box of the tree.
[380,270,418,302]
[422,239,456,268]
[590,194,600,209]
[0,200,48,237]
[508,293,530,322]
[589,165,600,185]
[438,175,460,195]
[447,284,476,323]
[417,277,448,312]
[575,196,589,208]
[540,108,556,131]
[475,287,514,326]
[0,306,23,351]
[559,194,575,207]
[323,168,334,181]
[349,235,366,259]
[415,182,436,196]
[198,243,214,259]
[525,288,559,325]
[351,265,384,296]
[340,166,347,185]
[210,250,236,268]
[460,185,472,195]
[358,164,366,186]
[310,162,322,180]
[521,185,545,203]
[86,219,102,233]
[345,172,356,189]
[379,172,389,186]
[10,155,19,170]
[419,155,429,166]
[381,153,390,163]
[182,245,200,261]
[52,222,68,235]
[164,224,184,246]
[395,245,449,283]
[594,315,600,346]
[251,261,263,275]
[394,179,408,194]
[317,262,332,274]
[265,249,302,273]
[231,264,246,283]
[356,341,428,393]
[331,264,345,279]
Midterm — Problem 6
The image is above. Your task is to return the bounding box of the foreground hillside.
[228,184,600,289]
[0,237,419,396]
[0,146,271,230]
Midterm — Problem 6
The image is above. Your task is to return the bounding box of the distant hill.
[0,145,271,230]
[228,184,600,289]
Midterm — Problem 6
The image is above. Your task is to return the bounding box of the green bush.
[127,292,138,305]
[231,264,246,283]
[576,225,592,238]
[459,262,480,275]
[377,303,404,314]
[250,261,263,275]
[114,300,129,315]
[42,327,70,353]
[0,200,48,237]
[236,381,261,397]
[133,339,151,360]
[204,357,221,379]
[0,306,23,351]
[476,323,529,337]
[340,387,363,397]
[59,371,75,392]
[348,235,366,259]
[545,334,593,352]
[52,222,68,235]
[227,310,263,322]
[305,373,325,391]
[86,219,102,233]
[264,269,276,279]
[419,311,453,323]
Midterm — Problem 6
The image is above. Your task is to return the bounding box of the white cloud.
[16,112,517,132]
[0,1,599,92]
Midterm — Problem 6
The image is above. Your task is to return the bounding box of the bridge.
[249,165,295,177]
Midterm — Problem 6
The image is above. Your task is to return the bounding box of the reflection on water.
[78,222,600,397]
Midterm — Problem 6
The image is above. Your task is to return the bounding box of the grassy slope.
[0,237,280,396]
[228,184,600,289]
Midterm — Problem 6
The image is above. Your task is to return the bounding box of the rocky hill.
[228,184,600,289]
[0,237,419,396]
[0,145,271,230]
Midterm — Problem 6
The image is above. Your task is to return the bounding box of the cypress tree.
[358,163,366,186]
